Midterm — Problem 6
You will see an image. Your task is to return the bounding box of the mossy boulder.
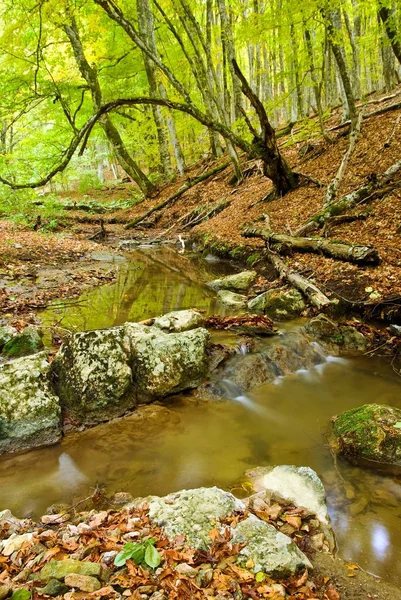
[2,326,44,358]
[126,324,210,401]
[0,326,17,350]
[332,404,401,465]
[52,327,135,426]
[208,270,257,292]
[248,288,306,320]
[39,559,102,582]
[216,290,247,308]
[0,352,61,454]
[153,309,205,333]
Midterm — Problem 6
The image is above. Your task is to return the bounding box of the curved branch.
[0,96,252,190]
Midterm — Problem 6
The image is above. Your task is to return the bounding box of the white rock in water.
[248,465,329,524]
[153,310,205,333]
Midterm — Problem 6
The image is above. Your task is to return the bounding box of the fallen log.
[327,100,401,132]
[243,226,379,265]
[295,159,401,236]
[242,216,331,309]
[125,161,230,229]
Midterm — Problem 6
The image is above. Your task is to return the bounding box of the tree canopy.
[0,0,400,196]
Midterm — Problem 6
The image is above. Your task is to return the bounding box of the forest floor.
[0,87,400,329]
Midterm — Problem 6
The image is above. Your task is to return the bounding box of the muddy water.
[1,247,401,585]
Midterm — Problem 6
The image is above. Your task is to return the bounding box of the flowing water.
[1,246,401,584]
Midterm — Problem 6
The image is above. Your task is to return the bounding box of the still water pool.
[1,247,400,584]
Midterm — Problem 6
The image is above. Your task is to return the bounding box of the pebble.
[64,574,101,593]
[175,563,198,578]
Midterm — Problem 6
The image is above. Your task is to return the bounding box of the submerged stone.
[332,403,401,465]
[2,326,44,358]
[304,314,370,354]
[0,326,17,350]
[216,290,247,308]
[126,324,210,400]
[208,270,257,292]
[52,327,134,426]
[0,352,61,454]
[153,309,205,333]
[232,515,312,577]
[248,288,305,320]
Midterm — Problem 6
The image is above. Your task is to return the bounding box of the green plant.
[114,538,162,569]
[41,219,59,232]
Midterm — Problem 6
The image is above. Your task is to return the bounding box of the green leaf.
[394,422,401,429]
[144,544,161,569]
[130,543,146,565]
[255,572,265,582]
[11,591,31,600]
[114,542,147,567]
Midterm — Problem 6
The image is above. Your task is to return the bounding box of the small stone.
[153,310,205,333]
[216,290,247,308]
[64,574,101,593]
[0,326,17,350]
[196,567,213,588]
[38,578,69,596]
[349,496,369,517]
[208,270,257,292]
[150,592,167,600]
[101,551,118,566]
[41,513,70,525]
[136,585,157,594]
[175,563,198,578]
[0,584,11,600]
[309,533,325,551]
[13,567,31,583]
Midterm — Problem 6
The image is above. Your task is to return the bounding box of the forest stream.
[1,247,401,586]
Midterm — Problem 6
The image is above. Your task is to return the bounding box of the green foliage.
[11,591,31,600]
[114,539,161,569]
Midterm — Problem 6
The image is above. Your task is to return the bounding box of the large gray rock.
[246,465,329,524]
[148,487,311,577]
[0,326,17,350]
[208,270,256,292]
[0,352,61,454]
[153,310,205,333]
[126,324,210,401]
[232,515,312,577]
[216,290,247,308]
[248,288,305,320]
[52,327,134,426]
[148,487,243,549]
[2,326,44,358]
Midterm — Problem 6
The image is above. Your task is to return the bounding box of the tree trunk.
[232,59,298,196]
[325,9,358,129]
[137,0,173,178]
[378,2,401,66]
[63,17,154,195]
[217,0,243,122]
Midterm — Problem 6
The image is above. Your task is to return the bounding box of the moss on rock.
[332,404,401,465]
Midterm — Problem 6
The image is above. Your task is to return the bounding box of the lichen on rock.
[231,515,312,577]
[0,352,61,454]
[52,327,134,426]
[208,270,257,292]
[153,309,205,333]
[2,326,44,358]
[126,324,210,401]
[248,287,306,320]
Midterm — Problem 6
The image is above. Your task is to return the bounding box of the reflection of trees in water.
[42,247,228,332]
